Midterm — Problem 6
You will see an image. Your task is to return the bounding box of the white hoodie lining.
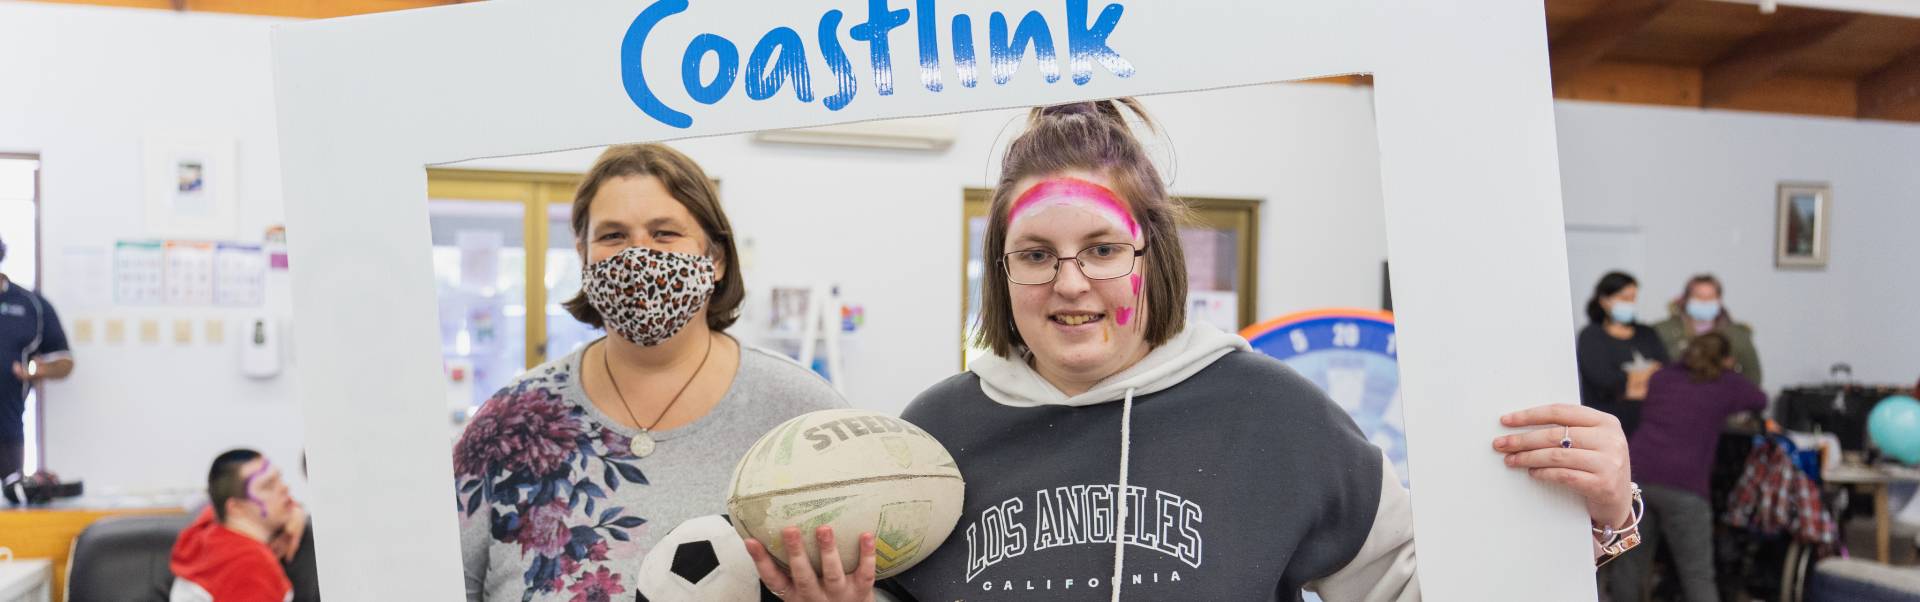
[1110,386,1135,602]
[971,323,1252,408]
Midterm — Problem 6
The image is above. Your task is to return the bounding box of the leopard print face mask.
[582,246,717,346]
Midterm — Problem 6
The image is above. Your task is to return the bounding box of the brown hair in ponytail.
[1683,332,1732,383]
[974,98,1189,358]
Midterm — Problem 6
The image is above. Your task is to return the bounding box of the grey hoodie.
[882,324,1419,601]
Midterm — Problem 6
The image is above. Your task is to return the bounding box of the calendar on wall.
[111,239,266,308]
[113,240,165,305]
[214,243,266,306]
[164,241,216,305]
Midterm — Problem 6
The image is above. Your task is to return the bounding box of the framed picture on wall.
[1775,182,1831,268]
[143,136,238,239]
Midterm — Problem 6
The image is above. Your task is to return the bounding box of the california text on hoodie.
[880,323,1420,601]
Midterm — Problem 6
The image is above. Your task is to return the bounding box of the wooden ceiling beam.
[1860,46,1920,119]
[1550,0,1678,88]
[1701,10,1857,105]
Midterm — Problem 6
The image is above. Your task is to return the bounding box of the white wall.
[0,4,306,494]
[1556,100,1920,391]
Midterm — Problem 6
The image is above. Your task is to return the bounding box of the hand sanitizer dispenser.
[240,316,282,379]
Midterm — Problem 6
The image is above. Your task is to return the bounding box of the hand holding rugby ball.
[728,409,964,580]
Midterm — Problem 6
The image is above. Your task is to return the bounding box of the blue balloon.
[1869,396,1920,464]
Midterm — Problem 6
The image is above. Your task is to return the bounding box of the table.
[0,497,190,602]
[1823,463,1920,564]
[0,559,52,602]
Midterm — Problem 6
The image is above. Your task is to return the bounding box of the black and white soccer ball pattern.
[636,514,779,602]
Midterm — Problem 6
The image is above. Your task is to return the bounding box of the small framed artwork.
[1776,182,1831,268]
[143,136,238,239]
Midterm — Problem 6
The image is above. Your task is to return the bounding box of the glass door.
[545,202,599,362]
[426,169,584,421]
[428,199,527,413]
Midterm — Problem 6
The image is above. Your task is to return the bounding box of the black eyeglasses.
[1000,243,1147,285]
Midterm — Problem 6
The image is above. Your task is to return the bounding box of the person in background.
[1607,332,1766,601]
[0,234,74,482]
[1577,271,1669,437]
[1654,274,1762,388]
[171,449,304,602]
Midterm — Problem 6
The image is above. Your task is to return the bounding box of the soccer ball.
[635,514,778,602]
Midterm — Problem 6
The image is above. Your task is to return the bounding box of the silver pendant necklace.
[601,334,714,458]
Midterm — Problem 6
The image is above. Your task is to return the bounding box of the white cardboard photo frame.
[271,1,1589,599]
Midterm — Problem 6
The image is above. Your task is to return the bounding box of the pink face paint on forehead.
[243,458,275,518]
[1008,178,1141,240]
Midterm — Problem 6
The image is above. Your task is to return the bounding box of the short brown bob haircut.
[561,143,744,332]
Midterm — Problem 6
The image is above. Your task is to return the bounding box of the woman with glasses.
[748,100,1642,601]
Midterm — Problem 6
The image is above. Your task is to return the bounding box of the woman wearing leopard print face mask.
[452,144,845,602]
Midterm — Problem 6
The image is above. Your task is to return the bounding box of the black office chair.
[65,513,193,602]
[67,512,322,602]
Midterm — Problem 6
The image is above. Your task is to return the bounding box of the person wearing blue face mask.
[1577,271,1671,436]
[1653,274,1763,388]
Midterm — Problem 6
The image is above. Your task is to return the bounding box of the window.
[425,169,589,422]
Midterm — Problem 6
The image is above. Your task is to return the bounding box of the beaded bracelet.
[1593,482,1644,568]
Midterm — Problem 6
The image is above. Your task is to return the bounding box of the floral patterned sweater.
[455,341,844,601]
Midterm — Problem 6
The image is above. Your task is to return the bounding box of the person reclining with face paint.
[171,449,303,602]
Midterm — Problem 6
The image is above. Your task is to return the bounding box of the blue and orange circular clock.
[1241,309,1407,487]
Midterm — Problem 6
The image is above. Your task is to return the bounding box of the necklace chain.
[600,334,714,432]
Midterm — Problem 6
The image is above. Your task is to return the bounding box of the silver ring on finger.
[1560,425,1574,449]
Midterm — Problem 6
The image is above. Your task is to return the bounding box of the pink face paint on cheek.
[1130,274,1142,297]
[1008,178,1140,239]
[1114,307,1135,326]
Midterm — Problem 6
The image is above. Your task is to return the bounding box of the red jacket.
[169,507,292,602]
